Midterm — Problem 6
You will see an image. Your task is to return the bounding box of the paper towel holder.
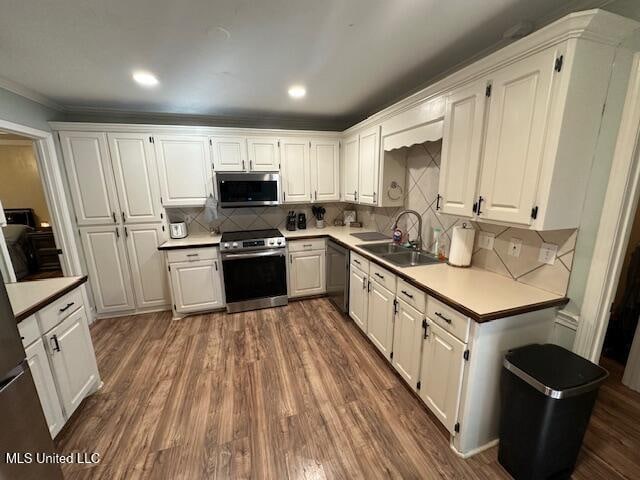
[447,222,476,268]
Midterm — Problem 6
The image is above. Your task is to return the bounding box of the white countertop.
[6,276,86,321]
[158,226,566,320]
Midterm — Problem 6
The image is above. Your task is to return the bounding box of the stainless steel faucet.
[392,209,423,250]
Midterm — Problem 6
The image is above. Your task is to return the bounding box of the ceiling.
[0,0,607,130]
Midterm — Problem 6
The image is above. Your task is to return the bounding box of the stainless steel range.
[220,229,288,313]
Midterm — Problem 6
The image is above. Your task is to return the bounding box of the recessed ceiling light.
[288,85,306,99]
[133,71,159,87]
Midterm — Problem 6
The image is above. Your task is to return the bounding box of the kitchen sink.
[358,243,441,267]
[358,242,407,255]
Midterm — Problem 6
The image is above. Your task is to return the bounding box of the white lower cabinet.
[169,259,224,314]
[418,320,466,433]
[125,224,170,309]
[348,265,368,331]
[391,298,424,386]
[367,280,395,357]
[46,306,100,418]
[80,226,135,314]
[25,338,65,437]
[289,250,326,298]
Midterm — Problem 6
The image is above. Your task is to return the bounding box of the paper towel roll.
[448,225,476,267]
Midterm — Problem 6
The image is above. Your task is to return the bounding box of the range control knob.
[232,242,239,248]
[223,242,230,249]
[276,239,283,245]
[268,239,275,245]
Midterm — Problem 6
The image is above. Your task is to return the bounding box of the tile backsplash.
[167,139,575,296]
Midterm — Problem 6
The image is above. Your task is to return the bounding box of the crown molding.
[0,76,64,111]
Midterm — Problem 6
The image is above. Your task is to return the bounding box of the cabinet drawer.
[18,315,40,348]
[37,288,84,334]
[369,262,396,292]
[288,239,326,252]
[396,278,426,313]
[350,251,369,272]
[167,247,218,263]
[427,296,470,343]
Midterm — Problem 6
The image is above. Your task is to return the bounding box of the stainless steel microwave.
[216,172,280,207]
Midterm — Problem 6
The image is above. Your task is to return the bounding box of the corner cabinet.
[438,38,619,229]
[155,135,212,207]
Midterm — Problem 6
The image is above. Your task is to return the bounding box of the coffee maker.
[297,212,307,230]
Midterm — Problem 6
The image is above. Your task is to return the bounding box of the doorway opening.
[0,130,63,282]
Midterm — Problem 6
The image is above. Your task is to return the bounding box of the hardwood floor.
[55,299,640,479]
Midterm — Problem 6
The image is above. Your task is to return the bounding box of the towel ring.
[387,181,404,201]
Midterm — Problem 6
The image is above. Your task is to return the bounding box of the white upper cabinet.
[155,135,212,207]
[59,131,120,226]
[342,134,359,202]
[280,138,312,203]
[247,137,280,171]
[311,139,340,202]
[107,133,162,223]
[80,226,135,314]
[358,126,380,205]
[211,136,248,172]
[125,224,170,309]
[438,81,488,217]
[477,47,559,226]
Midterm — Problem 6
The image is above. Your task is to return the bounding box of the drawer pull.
[353,259,361,265]
[401,290,413,299]
[303,244,313,248]
[374,272,384,280]
[186,253,199,257]
[435,311,452,324]
[59,302,75,313]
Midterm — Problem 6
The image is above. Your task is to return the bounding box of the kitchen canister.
[448,223,476,267]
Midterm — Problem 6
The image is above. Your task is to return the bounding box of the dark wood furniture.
[27,230,61,272]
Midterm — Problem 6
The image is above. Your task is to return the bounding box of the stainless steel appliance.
[0,281,63,479]
[326,240,349,313]
[169,221,188,239]
[216,173,280,207]
[220,229,287,313]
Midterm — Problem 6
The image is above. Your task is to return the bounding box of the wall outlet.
[538,242,558,265]
[508,238,523,257]
[477,231,495,250]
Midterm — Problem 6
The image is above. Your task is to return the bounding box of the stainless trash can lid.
[504,344,608,399]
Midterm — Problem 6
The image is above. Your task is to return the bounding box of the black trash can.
[498,344,608,480]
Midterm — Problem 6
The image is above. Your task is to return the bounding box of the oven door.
[222,249,287,311]
[217,173,280,207]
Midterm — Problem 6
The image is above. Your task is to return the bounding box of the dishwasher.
[326,239,349,313]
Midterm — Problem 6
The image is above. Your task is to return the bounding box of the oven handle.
[221,249,285,260]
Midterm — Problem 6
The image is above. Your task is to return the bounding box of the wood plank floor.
[55,298,640,479]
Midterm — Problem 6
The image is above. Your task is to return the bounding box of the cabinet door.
[419,321,465,433]
[349,265,368,331]
[125,224,170,309]
[80,226,135,314]
[367,280,395,357]
[478,47,559,225]
[311,139,340,202]
[211,136,248,172]
[107,133,162,223]
[155,135,212,206]
[25,338,65,437]
[247,137,280,171]
[59,131,120,226]
[47,307,99,417]
[439,81,487,217]
[358,126,380,205]
[392,298,424,386]
[342,134,359,202]
[280,138,311,203]
[169,259,223,313]
[289,250,326,298]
